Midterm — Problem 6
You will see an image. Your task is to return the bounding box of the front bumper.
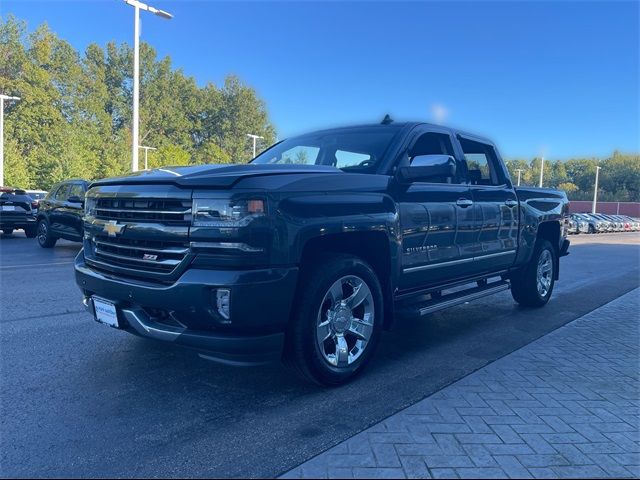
[75,252,298,365]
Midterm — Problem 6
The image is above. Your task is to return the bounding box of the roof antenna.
[381,114,393,125]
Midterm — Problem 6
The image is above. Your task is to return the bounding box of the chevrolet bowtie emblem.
[103,220,125,237]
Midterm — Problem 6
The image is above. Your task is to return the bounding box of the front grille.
[92,235,189,274]
[95,198,191,225]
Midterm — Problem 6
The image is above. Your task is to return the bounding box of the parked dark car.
[75,121,570,385]
[0,187,38,237]
[36,179,88,247]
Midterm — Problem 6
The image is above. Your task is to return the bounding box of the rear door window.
[459,137,506,186]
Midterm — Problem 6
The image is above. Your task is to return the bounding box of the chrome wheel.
[37,221,47,244]
[536,249,553,297]
[316,275,374,368]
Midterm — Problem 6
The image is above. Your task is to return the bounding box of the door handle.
[456,198,474,208]
[505,199,518,208]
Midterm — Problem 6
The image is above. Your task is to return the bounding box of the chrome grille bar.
[95,207,191,215]
[94,247,182,267]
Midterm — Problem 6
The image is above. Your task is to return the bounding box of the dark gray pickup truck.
[75,121,570,385]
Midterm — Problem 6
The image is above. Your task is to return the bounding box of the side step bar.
[398,280,510,319]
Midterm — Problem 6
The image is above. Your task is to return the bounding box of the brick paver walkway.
[282,288,640,479]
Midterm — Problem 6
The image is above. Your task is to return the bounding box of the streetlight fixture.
[247,134,264,158]
[0,94,20,186]
[123,0,172,172]
[515,168,524,187]
[139,145,157,170]
[592,165,601,214]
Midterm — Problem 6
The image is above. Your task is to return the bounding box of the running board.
[398,280,510,319]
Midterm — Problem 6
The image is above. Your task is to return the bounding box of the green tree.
[0,15,277,189]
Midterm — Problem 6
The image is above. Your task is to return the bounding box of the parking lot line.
[0,261,74,269]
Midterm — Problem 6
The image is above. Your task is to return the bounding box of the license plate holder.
[92,296,119,328]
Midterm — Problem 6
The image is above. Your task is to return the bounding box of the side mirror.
[398,154,456,183]
[67,195,84,206]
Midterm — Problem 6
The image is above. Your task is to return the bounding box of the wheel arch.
[298,231,396,329]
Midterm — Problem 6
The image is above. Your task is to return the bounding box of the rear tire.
[510,239,556,308]
[284,254,383,386]
[24,225,37,238]
[37,219,57,248]
[2,228,13,235]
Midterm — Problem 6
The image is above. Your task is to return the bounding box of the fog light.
[216,289,231,321]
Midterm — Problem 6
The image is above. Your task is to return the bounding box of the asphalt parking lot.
[1,232,639,478]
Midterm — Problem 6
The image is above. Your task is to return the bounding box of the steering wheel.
[357,159,376,168]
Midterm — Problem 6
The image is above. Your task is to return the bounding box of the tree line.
[504,153,639,202]
[0,16,275,190]
[1,16,638,202]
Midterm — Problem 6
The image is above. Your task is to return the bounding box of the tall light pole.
[139,145,157,170]
[123,0,172,172]
[0,94,20,187]
[592,165,601,214]
[247,134,264,158]
[515,168,524,187]
[538,156,545,188]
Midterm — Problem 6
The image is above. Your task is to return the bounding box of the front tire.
[511,239,556,308]
[37,219,57,248]
[2,228,14,235]
[285,254,383,386]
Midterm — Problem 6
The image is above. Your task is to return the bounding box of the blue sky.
[2,0,639,159]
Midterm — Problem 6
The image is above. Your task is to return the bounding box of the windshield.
[251,127,401,173]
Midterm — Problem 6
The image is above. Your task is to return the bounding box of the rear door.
[396,127,476,290]
[457,135,518,273]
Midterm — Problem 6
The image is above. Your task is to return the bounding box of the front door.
[62,182,86,240]
[396,129,476,290]
[48,183,69,235]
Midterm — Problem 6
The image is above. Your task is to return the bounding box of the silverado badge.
[103,220,125,237]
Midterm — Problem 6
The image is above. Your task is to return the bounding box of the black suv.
[37,179,88,247]
[0,187,38,237]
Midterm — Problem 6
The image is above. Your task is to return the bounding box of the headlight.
[85,197,97,216]
[192,198,265,227]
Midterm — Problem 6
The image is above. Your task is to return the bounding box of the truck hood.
[91,164,342,188]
